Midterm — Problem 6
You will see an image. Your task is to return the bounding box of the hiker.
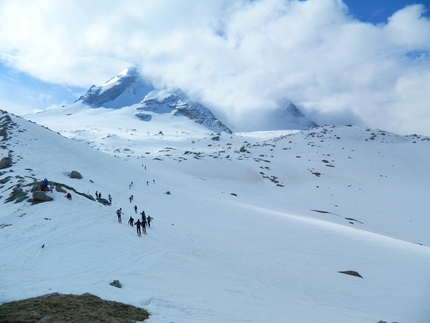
[134,205,138,214]
[140,210,146,223]
[129,195,133,203]
[116,208,123,223]
[153,179,155,184]
[141,217,146,234]
[146,181,149,186]
[108,194,112,203]
[65,193,72,200]
[135,219,142,235]
[95,191,98,198]
[147,215,153,228]
[49,184,54,193]
[128,216,134,227]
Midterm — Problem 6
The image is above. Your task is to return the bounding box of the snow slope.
[2,108,430,323]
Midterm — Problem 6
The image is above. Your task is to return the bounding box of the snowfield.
[1,107,430,323]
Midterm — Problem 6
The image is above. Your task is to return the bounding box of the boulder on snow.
[5,185,28,203]
[338,270,363,278]
[69,171,82,179]
[0,157,12,169]
[109,280,122,288]
[31,191,54,204]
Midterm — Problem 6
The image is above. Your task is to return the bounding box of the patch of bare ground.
[0,293,149,323]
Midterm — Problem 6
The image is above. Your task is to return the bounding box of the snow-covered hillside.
[2,108,430,323]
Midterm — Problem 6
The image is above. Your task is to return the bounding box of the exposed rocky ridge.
[137,90,232,134]
[75,67,317,133]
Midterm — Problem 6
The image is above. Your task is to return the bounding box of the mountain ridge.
[75,67,317,133]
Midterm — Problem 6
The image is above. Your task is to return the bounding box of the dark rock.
[338,270,363,278]
[5,185,28,203]
[69,171,82,179]
[31,191,54,204]
[98,198,111,206]
[0,157,12,169]
[109,280,122,288]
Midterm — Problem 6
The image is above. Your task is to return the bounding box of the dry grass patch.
[0,293,149,323]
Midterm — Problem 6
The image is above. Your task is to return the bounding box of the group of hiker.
[116,207,153,236]
[41,176,155,236]
[115,179,155,236]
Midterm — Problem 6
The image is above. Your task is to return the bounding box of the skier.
[116,208,123,223]
[147,215,153,228]
[135,219,142,236]
[128,216,134,227]
[134,205,138,214]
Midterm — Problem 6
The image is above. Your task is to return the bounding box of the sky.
[2,107,430,322]
[0,0,429,135]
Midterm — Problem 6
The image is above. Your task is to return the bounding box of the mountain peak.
[77,67,155,109]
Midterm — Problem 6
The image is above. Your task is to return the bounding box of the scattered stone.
[0,157,12,169]
[109,280,122,288]
[69,171,82,179]
[31,191,54,204]
[338,270,363,278]
[5,185,28,203]
[97,198,111,206]
[230,193,237,197]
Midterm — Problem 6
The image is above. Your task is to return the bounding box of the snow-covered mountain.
[3,107,430,323]
[257,99,319,131]
[78,67,155,109]
[75,67,317,133]
[76,67,232,133]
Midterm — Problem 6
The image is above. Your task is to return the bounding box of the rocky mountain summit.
[135,89,232,134]
[76,67,231,133]
[76,67,317,133]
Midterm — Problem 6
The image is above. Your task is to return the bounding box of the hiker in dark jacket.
[116,208,123,223]
[135,219,142,235]
[128,216,134,227]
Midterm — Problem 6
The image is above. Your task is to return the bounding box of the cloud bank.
[0,0,429,134]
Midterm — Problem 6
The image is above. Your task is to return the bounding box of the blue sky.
[0,0,429,135]
[344,0,430,24]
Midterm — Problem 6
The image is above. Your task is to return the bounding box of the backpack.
[116,209,121,216]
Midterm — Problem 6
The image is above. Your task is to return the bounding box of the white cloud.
[0,0,429,135]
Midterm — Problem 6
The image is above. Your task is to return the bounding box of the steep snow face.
[77,67,155,109]
[137,89,232,134]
